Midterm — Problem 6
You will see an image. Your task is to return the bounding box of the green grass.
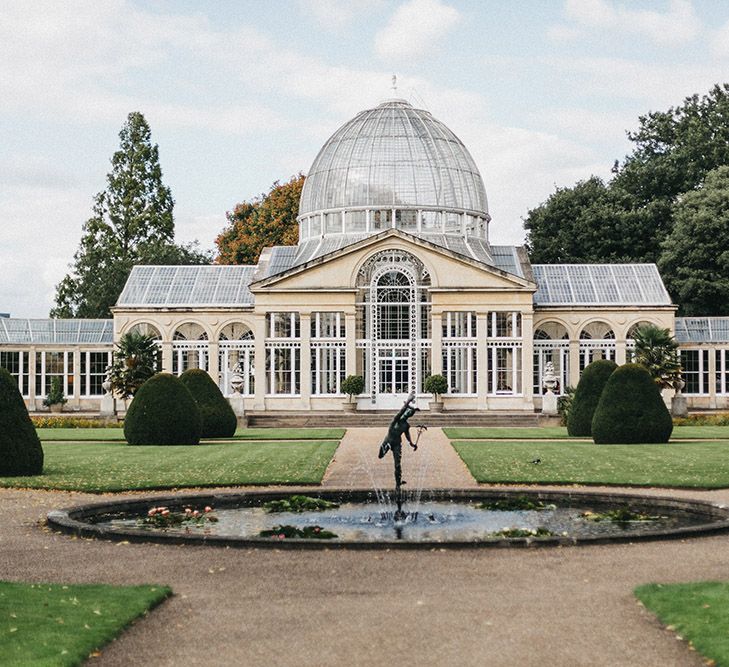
[0,440,340,492]
[443,425,729,441]
[443,427,571,439]
[635,582,729,666]
[0,581,170,666]
[451,440,729,488]
[37,427,345,442]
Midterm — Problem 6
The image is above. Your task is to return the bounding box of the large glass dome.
[298,99,490,242]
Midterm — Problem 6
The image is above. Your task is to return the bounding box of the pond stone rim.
[46,488,729,550]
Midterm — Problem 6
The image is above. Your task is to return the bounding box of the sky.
[2,0,729,318]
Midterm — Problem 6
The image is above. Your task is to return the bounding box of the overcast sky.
[2,0,729,317]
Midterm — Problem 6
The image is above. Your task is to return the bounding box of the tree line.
[524,83,729,316]
[55,83,729,319]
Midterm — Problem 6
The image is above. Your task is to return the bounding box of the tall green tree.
[659,166,729,315]
[524,83,729,272]
[52,112,211,318]
[216,174,304,265]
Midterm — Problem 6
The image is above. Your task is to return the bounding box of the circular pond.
[47,489,729,549]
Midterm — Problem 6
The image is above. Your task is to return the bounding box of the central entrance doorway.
[356,249,431,410]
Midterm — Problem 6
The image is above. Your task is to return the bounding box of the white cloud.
[711,18,729,58]
[559,0,701,47]
[300,0,383,30]
[374,0,460,60]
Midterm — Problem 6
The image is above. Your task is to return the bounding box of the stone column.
[708,346,717,409]
[28,348,37,411]
[207,341,219,387]
[521,312,534,407]
[252,314,267,410]
[72,348,81,410]
[345,312,357,377]
[568,340,581,388]
[299,312,311,407]
[430,309,442,375]
[477,312,489,408]
[161,342,173,374]
[615,339,627,365]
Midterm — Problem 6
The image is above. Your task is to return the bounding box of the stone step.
[246,411,540,428]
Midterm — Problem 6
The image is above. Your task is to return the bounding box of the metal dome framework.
[298,100,490,243]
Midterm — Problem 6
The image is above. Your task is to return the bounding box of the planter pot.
[342,401,357,414]
[49,403,64,414]
[428,400,444,413]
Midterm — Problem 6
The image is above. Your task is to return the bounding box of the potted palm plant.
[43,377,68,414]
[341,375,364,413]
[423,374,448,413]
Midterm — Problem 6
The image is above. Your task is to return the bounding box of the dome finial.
[391,74,397,93]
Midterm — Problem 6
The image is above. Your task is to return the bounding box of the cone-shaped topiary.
[0,368,43,475]
[179,368,237,438]
[567,359,618,436]
[592,363,673,444]
[124,373,201,445]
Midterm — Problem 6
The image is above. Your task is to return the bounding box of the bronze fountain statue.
[378,392,427,520]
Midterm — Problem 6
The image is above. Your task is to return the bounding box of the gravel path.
[4,429,729,665]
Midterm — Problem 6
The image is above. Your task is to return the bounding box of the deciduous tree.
[216,174,304,265]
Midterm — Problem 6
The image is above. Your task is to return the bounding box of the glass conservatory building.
[3,99,729,414]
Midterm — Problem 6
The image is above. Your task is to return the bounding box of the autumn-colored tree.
[216,174,304,265]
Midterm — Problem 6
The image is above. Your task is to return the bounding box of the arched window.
[172,323,209,375]
[218,323,254,396]
[579,321,616,372]
[533,322,569,395]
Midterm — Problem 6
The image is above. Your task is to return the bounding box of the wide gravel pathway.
[3,429,729,666]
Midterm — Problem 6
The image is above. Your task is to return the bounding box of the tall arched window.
[533,322,569,395]
[579,321,615,372]
[218,323,254,396]
[355,250,431,405]
[172,322,209,375]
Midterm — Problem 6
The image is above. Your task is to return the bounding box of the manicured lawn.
[0,581,170,666]
[444,427,571,440]
[635,582,729,666]
[451,440,729,487]
[443,425,729,441]
[0,440,340,492]
[37,427,346,442]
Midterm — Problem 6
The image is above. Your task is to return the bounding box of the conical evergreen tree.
[592,363,673,444]
[179,369,237,438]
[0,368,44,475]
[567,359,617,436]
[52,112,210,318]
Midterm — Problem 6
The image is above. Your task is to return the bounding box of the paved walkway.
[5,431,729,665]
[322,426,477,489]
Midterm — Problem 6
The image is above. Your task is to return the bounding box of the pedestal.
[671,394,688,418]
[100,393,116,418]
[542,389,558,416]
[229,393,248,428]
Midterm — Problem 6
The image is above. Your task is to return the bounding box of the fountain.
[46,398,729,548]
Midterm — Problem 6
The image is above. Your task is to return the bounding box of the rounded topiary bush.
[179,368,237,438]
[567,359,618,436]
[124,373,202,445]
[592,363,673,444]
[0,368,43,475]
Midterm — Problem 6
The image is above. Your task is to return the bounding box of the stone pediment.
[249,230,536,294]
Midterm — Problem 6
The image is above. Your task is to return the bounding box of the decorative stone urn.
[228,373,247,426]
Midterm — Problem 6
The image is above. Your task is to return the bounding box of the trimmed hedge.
[0,368,43,475]
[124,373,201,446]
[179,368,237,438]
[592,363,673,444]
[567,359,618,436]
